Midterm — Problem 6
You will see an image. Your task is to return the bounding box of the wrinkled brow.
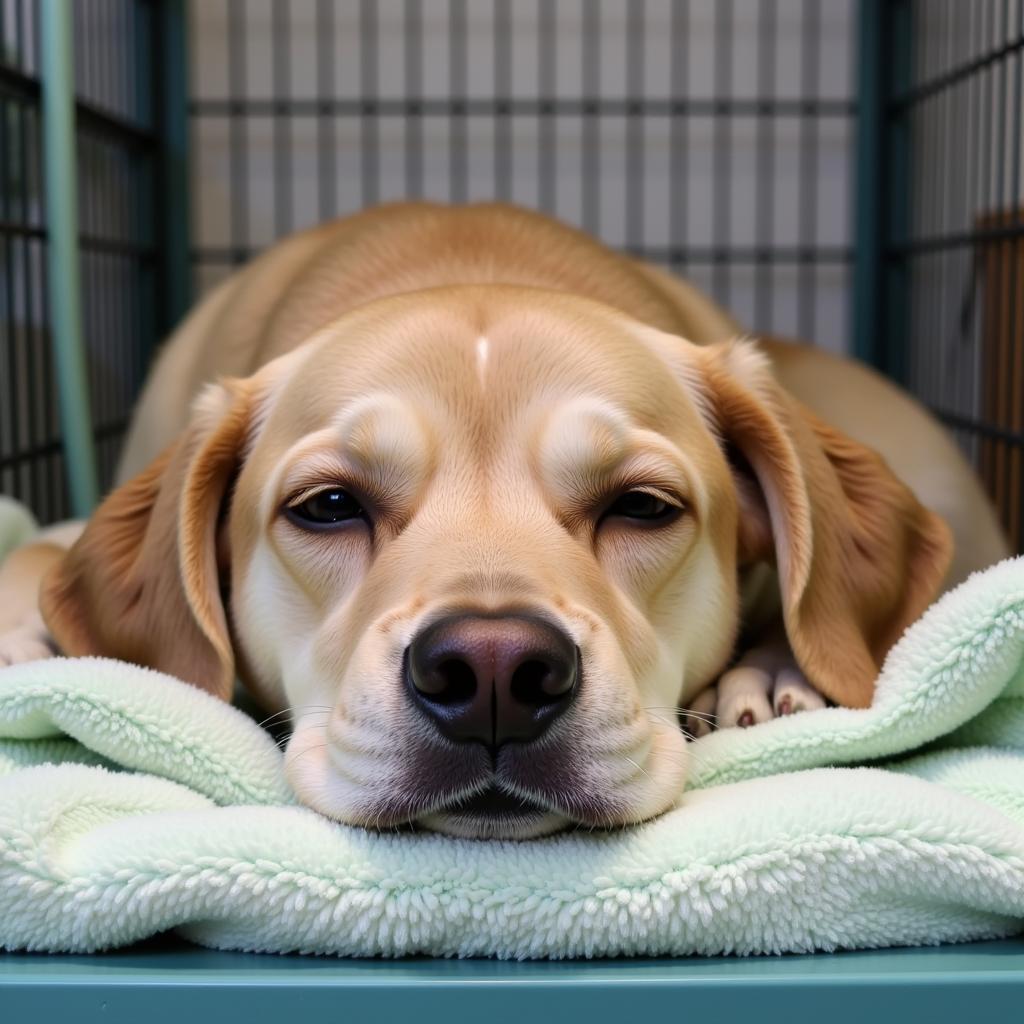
[271,396,433,513]
[536,399,706,519]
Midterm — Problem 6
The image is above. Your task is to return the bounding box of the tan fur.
[40,382,253,699]
[699,343,952,708]
[6,201,1005,838]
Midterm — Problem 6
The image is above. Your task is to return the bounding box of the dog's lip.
[441,785,547,818]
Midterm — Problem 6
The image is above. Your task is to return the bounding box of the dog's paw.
[682,658,829,736]
[0,614,57,667]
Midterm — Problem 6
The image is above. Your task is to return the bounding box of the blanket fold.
[1,504,1023,957]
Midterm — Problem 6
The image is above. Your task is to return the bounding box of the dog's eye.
[602,489,681,524]
[285,488,365,528]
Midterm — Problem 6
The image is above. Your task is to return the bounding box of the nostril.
[434,658,476,703]
[410,651,478,703]
[510,657,575,706]
[510,659,548,706]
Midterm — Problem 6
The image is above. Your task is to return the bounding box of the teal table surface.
[2,936,1024,1021]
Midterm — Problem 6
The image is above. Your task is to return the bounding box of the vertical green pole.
[41,0,99,515]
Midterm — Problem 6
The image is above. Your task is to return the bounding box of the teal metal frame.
[3,937,1024,1021]
[40,0,99,515]
[852,0,912,384]
[155,0,192,338]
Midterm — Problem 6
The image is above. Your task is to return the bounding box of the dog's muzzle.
[404,612,579,749]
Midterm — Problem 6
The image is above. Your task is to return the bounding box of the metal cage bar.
[188,1,858,354]
[883,0,1024,551]
[0,0,182,522]
[155,0,192,341]
[41,0,99,515]
[3,0,1021,554]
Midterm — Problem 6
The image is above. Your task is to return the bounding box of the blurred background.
[0,0,1021,548]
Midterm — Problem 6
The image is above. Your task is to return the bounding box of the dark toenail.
[738,710,754,727]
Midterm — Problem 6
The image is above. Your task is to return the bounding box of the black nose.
[405,613,579,748]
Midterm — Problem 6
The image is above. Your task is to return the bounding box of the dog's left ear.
[698,340,953,708]
[39,379,253,700]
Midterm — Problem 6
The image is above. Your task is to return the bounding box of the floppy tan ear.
[700,340,953,708]
[39,380,253,700]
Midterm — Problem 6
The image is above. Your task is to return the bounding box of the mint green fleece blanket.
[0,509,1023,957]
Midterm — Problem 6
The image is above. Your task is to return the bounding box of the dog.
[0,202,1009,839]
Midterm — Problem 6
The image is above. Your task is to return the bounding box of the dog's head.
[41,287,951,838]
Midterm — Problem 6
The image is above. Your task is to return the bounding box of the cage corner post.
[154,0,192,341]
[852,0,912,383]
[41,0,99,516]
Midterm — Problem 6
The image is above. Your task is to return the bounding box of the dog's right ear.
[39,379,253,701]
[695,340,952,709]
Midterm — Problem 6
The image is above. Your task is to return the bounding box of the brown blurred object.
[976,209,1024,552]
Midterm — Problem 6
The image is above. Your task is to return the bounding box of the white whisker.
[623,755,652,781]
[257,704,333,729]
[643,704,718,724]
[286,742,328,770]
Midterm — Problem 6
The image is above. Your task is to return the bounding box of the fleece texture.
[0,507,1023,957]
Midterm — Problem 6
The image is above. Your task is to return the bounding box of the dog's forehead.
[257,289,708,449]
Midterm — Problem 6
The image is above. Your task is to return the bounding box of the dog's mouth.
[446,786,545,817]
[418,785,563,839]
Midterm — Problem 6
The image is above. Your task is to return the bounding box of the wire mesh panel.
[0,1,60,522]
[886,0,1024,550]
[0,0,165,524]
[188,0,857,352]
[10,0,1017,550]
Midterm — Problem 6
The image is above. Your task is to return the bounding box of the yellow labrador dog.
[0,203,1008,839]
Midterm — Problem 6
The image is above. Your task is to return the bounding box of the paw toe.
[716,667,775,728]
[771,669,827,717]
